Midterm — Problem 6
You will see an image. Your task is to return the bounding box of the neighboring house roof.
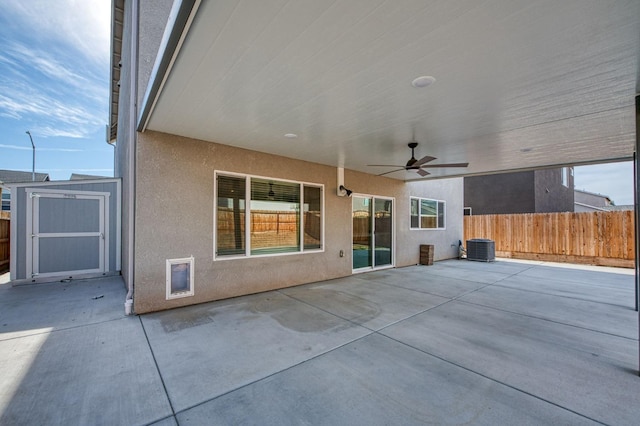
[574,188,612,200]
[0,169,50,184]
[604,205,634,211]
[70,173,109,180]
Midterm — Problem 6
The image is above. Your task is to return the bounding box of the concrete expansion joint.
[138,316,177,418]
[457,298,637,342]
[379,332,608,426]
[0,316,132,343]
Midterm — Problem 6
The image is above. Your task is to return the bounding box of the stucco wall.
[464,168,574,214]
[138,0,174,109]
[464,171,535,214]
[533,168,574,212]
[115,0,173,292]
[133,131,463,313]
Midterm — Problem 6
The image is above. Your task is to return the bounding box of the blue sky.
[0,0,113,180]
[0,1,635,205]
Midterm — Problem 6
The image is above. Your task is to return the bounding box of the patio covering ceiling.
[139,0,640,181]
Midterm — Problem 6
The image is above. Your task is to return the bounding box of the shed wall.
[10,180,121,281]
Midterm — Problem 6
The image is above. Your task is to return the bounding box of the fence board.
[464,211,634,268]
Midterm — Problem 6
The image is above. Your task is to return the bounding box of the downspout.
[124,0,139,315]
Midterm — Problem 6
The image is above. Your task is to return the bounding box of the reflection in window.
[410,197,445,229]
[250,178,300,255]
[216,175,246,256]
[304,186,322,249]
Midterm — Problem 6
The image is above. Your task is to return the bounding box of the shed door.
[27,191,107,279]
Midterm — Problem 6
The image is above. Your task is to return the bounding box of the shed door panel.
[38,237,101,273]
[38,198,101,233]
[29,192,105,278]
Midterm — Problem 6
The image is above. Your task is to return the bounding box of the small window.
[561,167,572,188]
[166,257,194,300]
[410,197,445,229]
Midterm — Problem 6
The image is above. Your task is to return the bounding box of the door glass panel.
[374,199,392,267]
[352,197,372,269]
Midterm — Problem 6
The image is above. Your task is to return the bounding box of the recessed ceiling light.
[411,76,436,88]
[284,133,298,139]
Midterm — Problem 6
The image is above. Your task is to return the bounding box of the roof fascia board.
[108,0,124,144]
[137,0,201,132]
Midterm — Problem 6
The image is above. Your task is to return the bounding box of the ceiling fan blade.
[421,162,469,168]
[367,164,405,167]
[416,169,430,177]
[414,155,437,167]
[377,168,406,177]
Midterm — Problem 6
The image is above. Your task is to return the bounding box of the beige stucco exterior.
[132,130,463,313]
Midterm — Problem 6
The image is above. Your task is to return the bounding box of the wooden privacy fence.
[217,209,321,250]
[464,211,635,268]
[0,217,9,273]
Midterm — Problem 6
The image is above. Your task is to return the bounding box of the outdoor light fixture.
[25,130,35,181]
[339,185,352,197]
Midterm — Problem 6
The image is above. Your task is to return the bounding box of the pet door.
[166,257,195,299]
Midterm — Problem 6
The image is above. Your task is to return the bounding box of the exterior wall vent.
[466,239,495,262]
[166,256,195,299]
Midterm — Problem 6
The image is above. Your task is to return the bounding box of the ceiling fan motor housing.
[406,142,419,168]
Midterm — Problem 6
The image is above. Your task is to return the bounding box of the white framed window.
[215,171,324,259]
[410,197,445,230]
[561,167,573,188]
[166,256,194,300]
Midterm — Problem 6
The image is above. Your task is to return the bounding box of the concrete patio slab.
[0,316,171,426]
[516,263,634,285]
[1,260,639,425]
[364,266,490,299]
[177,333,599,426]
[281,276,449,330]
[439,258,538,276]
[458,284,636,339]
[149,417,179,426]
[493,272,635,308]
[381,300,638,425]
[405,261,513,284]
[0,276,127,341]
[141,291,371,413]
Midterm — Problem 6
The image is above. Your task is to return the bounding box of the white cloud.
[2,0,110,66]
[0,144,83,152]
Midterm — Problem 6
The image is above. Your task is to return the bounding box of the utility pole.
[25,130,35,181]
